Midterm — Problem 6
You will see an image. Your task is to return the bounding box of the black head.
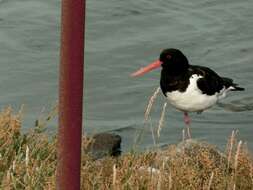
[159,48,189,75]
[131,48,189,77]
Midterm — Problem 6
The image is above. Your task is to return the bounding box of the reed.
[168,171,172,190]
[234,140,242,171]
[207,172,214,190]
[112,164,117,188]
[182,129,186,142]
[227,130,237,169]
[135,87,160,146]
[157,102,167,138]
[0,107,253,189]
[144,87,160,122]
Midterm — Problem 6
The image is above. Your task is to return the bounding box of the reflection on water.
[218,96,253,112]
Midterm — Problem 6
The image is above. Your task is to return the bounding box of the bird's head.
[131,48,189,77]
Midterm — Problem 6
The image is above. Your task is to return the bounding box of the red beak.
[131,60,162,77]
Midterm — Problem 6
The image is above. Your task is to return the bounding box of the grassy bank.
[0,107,252,189]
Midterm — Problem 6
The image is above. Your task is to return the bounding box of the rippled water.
[1,0,253,151]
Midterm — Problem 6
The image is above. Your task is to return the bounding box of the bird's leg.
[183,112,191,125]
[183,112,191,139]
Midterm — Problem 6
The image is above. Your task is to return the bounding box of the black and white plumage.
[131,48,244,137]
[159,48,244,113]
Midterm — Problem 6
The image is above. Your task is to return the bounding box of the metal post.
[57,0,85,189]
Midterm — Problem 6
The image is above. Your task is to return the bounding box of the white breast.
[166,74,229,112]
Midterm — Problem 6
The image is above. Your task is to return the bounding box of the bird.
[131,48,244,138]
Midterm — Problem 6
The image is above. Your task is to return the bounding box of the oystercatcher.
[131,48,244,138]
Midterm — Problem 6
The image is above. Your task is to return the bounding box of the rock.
[84,133,121,160]
[175,139,227,169]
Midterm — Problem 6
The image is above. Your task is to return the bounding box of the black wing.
[190,65,244,96]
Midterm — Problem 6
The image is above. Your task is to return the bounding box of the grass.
[0,107,253,189]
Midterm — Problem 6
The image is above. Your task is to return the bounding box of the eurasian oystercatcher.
[131,48,244,138]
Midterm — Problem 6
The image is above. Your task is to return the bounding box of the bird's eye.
[166,55,171,59]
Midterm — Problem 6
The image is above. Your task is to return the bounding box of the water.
[0,0,60,128]
[1,0,253,151]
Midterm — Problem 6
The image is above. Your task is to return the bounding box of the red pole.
[57,0,85,189]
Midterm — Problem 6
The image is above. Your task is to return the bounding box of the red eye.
[166,55,171,59]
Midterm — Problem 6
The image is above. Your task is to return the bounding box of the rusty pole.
[57,0,85,189]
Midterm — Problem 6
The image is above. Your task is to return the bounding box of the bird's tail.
[222,77,245,91]
[231,85,245,91]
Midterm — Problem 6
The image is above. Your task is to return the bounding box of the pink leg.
[184,112,191,138]
[184,112,191,125]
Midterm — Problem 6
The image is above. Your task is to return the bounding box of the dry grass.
[157,102,167,138]
[0,107,253,189]
[144,87,160,122]
[0,107,57,189]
